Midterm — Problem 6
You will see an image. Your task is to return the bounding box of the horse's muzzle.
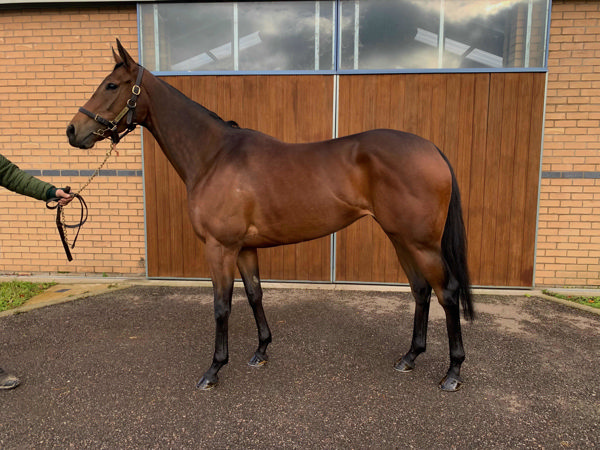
[66,124,96,149]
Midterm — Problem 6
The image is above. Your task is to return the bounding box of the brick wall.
[538,0,600,287]
[1,2,599,287]
[0,5,145,276]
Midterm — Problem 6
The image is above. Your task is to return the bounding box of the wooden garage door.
[144,72,545,286]
[144,75,333,280]
[335,72,545,287]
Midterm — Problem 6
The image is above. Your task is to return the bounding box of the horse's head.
[67,40,145,149]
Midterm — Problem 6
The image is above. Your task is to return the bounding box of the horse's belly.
[244,202,367,248]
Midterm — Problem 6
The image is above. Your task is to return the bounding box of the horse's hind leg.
[413,247,465,391]
[437,275,465,392]
[394,272,432,373]
[392,241,466,391]
[237,248,272,367]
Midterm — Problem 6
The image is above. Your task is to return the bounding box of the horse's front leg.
[197,240,239,390]
[237,247,272,367]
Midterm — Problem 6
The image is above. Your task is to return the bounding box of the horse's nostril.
[66,124,75,137]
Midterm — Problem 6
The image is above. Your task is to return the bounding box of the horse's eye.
[106,83,118,91]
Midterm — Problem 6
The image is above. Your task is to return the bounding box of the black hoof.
[394,357,415,373]
[248,353,268,367]
[439,374,463,392]
[196,375,218,390]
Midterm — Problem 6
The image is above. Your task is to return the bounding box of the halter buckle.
[132,85,141,96]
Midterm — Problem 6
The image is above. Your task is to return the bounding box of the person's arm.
[0,154,70,204]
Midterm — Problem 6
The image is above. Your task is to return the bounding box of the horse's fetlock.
[414,343,426,355]
[213,354,229,366]
[451,352,465,365]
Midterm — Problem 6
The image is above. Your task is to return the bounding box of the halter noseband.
[78,66,144,144]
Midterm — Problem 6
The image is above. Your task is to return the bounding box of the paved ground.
[1,284,599,449]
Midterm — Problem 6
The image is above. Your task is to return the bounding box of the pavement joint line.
[0,276,598,316]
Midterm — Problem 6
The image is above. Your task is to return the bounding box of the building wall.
[0,5,145,276]
[539,0,600,287]
[0,2,598,287]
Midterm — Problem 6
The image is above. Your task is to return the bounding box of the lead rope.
[47,141,116,261]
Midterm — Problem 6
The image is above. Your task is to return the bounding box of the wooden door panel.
[144,75,333,280]
[336,73,545,287]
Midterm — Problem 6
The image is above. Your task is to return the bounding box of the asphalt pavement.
[1,284,599,448]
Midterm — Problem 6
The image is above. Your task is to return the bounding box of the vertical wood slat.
[477,73,504,286]
[496,73,520,285]
[508,73,535,284]
[335,73,545,287]
[144,133,159,277]
[144,75,333,280]
[521,73,546,284]
[465,74,491,284]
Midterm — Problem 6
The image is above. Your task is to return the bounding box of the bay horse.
[67,40,474,392]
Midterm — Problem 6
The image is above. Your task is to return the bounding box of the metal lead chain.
[77,141,116,195]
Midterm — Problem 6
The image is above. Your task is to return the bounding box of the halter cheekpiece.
[78,65,144,144]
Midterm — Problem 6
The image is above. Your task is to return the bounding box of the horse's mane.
[205,109,240,129]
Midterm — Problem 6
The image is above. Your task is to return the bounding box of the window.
[139,0,549,74]
[339,0,549,70]
[140,1,335,72]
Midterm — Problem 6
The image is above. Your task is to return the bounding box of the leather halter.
[78,66,144,144]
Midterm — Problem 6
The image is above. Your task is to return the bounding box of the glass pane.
[340,0,441,70]
[441,0,549,69]
[238,1,335,71]
[141,3,234,72]
[140,2,335,72]
[339,0,548,70]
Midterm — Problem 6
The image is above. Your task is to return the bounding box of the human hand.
[55,188,74,206]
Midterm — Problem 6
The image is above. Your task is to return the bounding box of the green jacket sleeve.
[0,154,55,201]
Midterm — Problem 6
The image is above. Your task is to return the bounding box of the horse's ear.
[115,39,136,69]
[112,46,122,65]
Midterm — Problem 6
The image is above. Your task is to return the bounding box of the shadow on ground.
[1,286,599,448]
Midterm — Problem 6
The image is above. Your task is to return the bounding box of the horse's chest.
[188,189,250,244]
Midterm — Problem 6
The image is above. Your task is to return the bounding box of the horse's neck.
[142,75,227,188]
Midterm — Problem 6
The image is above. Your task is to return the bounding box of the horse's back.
[224,127,452,211]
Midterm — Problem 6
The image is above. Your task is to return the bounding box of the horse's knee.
[247,286,263,306]
[242,273,263,303]
[412,280,432,304]
[214,301,231,322]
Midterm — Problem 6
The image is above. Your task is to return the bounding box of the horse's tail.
[437,148,474,321]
